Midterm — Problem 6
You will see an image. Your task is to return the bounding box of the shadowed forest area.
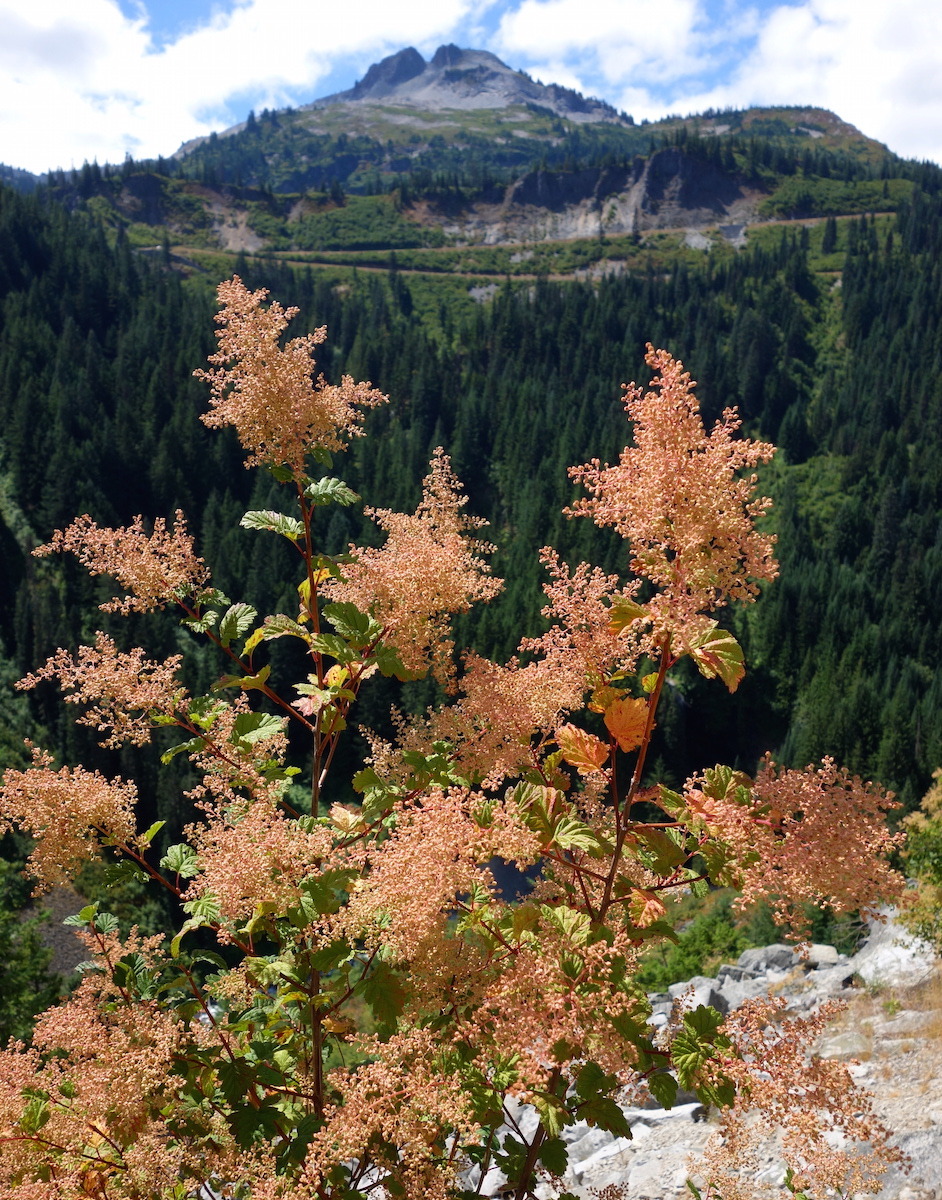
[2,156,942,1036]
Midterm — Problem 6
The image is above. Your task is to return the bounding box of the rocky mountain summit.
[473,917,942,1199]
[307,45,626,124]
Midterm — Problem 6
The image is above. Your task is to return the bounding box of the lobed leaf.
[688,623,745,693]
[304,476,360,507]
[240,509,304,540]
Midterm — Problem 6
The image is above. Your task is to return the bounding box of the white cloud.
[493,0,942,163]
[1,0,940,173]
[496,0,704,87]
[0,0,478,173]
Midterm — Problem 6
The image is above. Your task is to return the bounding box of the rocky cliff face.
[435,149,762,245]
[309,45,626,124]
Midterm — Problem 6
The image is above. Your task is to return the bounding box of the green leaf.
[609,594,647,634]
[322,601,376,647]
[647,1071,678,1109]
[240,510,304,540]
[19,1093,50,1135]
[688,623,745,693]
[63,903,99,928]
[684,1004,725,1041]
[182,611,219,633]
[541,904,591,946]
[214,663,272,692]
[309,939,353,972]
[218,603,258,647]
[228,1099,283,1148]
[308,633,359,664]
[160,736,205,764]
[672,1006,729,1090]
[579,1095,632,1138]
[160,843,199,879]
[575,1060,616,1102]
[138,820,165,848]
[299,868,358,917]
[373,643,425,680]
[531,1091,568,1139]
[634,826,688,874]
[304,477,360,507]
[552,815,605,854]
[231,711,285,746]
[658,786,686,817]
[359,960,406,1029]
[259,613,310,642]
[267,463,296,482]
[539,1136,569,1176]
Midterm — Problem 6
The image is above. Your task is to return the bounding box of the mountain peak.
[308,45,624,124]
[351,47,426,98]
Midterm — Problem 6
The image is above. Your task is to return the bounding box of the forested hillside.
[1,137,942,869]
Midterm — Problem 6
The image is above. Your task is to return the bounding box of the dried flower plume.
[195,275,387,472]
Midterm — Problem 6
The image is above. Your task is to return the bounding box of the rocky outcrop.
[437,150,762,245]
[309,46,625,124]
[469,917,942,1199]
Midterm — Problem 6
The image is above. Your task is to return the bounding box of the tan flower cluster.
[521,548,653,678]
[344,787,500,962]
[308,1027,480,1200]
[195,275,387,472]
[568,346,777,643]
[34,510,208,613]
[684,756,904,930]
[17,631,186,747]
[186,799,334,927]
[470,926,647,1093]
[327,449,502,684]
[0,929,191,1198]
[0,747,137,890]
[697,998,903,1200]
[430,649,585,780]
[182,698,290,810]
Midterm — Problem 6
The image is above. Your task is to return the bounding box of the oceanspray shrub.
[0,279,906,1200]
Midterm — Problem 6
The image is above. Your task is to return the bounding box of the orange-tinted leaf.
[556,723,609,774]
[608,594,647,636]
[688,623,745,693]
[604,696,649,752]
[628,888,667,928]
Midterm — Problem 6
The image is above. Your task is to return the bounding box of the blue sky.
[2,0,941,174]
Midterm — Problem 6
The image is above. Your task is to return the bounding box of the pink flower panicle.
[16,631,186,747]
[698,998,903,1200]
[568,346,777,642]
[326,448,502,684]
[195,275,387,472]
[33,510,208,613]
[0,746,137,890]
[684,756,904,931]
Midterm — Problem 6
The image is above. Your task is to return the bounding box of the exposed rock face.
[310,45,625,124]
[436,150,761,245]
[467,917,942,1199]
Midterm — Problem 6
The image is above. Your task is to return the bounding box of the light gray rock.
[815,1030,870,1059]
[805,942,842,966]
[738,943,800,973]
[716,963,758,982]
[714,972,777,1011]
[850,913,936,989]
[667,975,730,1014]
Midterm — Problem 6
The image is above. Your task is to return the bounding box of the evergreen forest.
[2,117,942,1030]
